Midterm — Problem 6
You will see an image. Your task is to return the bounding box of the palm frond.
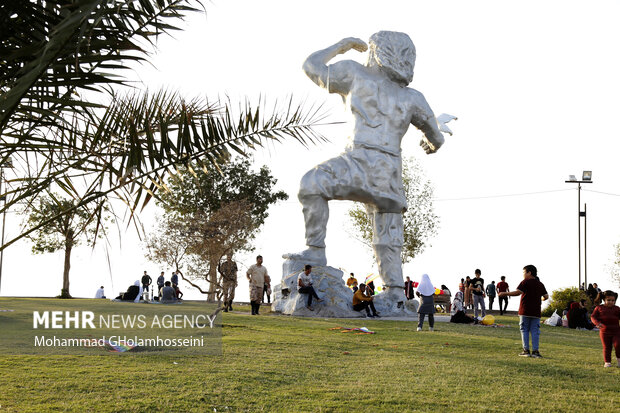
[1,0,202,134]
[1,91,332,250]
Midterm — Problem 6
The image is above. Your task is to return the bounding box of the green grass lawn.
[0,298,617,412]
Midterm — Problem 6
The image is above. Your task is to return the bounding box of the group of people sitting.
[564,299,594,329]
[114,270,183,303]
[298,266,379,316]
[563,287,611,329]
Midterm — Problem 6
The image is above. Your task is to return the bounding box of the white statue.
[284,31,449,306]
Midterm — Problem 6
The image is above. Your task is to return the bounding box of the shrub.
[56,289,73,299]
[541,287,586,317]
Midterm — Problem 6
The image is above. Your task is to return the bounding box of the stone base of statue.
[272,258,418,318]
[272,259,360,317]
[371,287,419,316]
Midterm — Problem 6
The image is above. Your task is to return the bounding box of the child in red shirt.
[590,290,620,368]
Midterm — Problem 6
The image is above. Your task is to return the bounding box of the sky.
[3,0,620,311]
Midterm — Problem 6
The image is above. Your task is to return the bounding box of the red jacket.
[591,305,620,333]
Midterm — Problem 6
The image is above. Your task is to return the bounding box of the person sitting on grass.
[416,274,436,331]
[353,283,379,318]
[498,265,548,358]
[95,286,105,299]
[450,291,474,324]
[174,284,183,300]
[567,301,589,329]
[115,281,143,302]
[590,290,620,368]
[160,281,177,303]
[297,264,323,311]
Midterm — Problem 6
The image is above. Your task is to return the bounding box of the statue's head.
[367,31,416,86]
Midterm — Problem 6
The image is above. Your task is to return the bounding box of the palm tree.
[0,0,327,250]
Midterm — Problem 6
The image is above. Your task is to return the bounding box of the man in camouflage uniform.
[246,255,269,315]
[218,254,238,312]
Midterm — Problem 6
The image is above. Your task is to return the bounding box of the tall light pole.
[0,157,14,294]
[565,171,592,290]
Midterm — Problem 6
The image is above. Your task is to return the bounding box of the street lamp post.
[565,171,592,290]
[0,157,14,294]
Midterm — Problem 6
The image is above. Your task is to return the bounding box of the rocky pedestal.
[272,259,419,318]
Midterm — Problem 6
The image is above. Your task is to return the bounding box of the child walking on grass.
[416,274,436,332]
[590,290,620,368]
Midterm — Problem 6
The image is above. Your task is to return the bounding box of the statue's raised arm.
[302,37,368,89]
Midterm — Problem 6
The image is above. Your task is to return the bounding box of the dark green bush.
[542,287,586,317]
[56,289,73,299]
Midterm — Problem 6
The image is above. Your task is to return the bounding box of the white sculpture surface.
[272,260,362,318]
[278,31,451,315]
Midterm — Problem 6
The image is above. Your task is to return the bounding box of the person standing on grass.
[471,269,486,319]
[590,290,620,368]
[486,280,496,311]
[141,270,152,294]
[496,276,510,315]
[499,265,548,358]
[171,270,179,287]
[404,276,415,300]
[586,283,598,305]
[464,276,473,309]
[218,254,238,312]
[156,271,165,298]
[247,255,269,315]
[416,274,436,331]
[593,283,603,305]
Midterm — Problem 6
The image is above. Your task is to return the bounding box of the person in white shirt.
[95,286,105,299]
[297,264,323,311]
[246,255,269,315]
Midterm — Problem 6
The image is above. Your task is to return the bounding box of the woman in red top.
[590,290,620,368]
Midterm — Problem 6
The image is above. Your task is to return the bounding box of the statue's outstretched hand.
[419,138,438,154]
[338,37,368,54]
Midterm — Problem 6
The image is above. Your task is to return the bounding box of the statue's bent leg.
[282,168,334,266]
[300,194,329,248]
[367,207,405,304]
